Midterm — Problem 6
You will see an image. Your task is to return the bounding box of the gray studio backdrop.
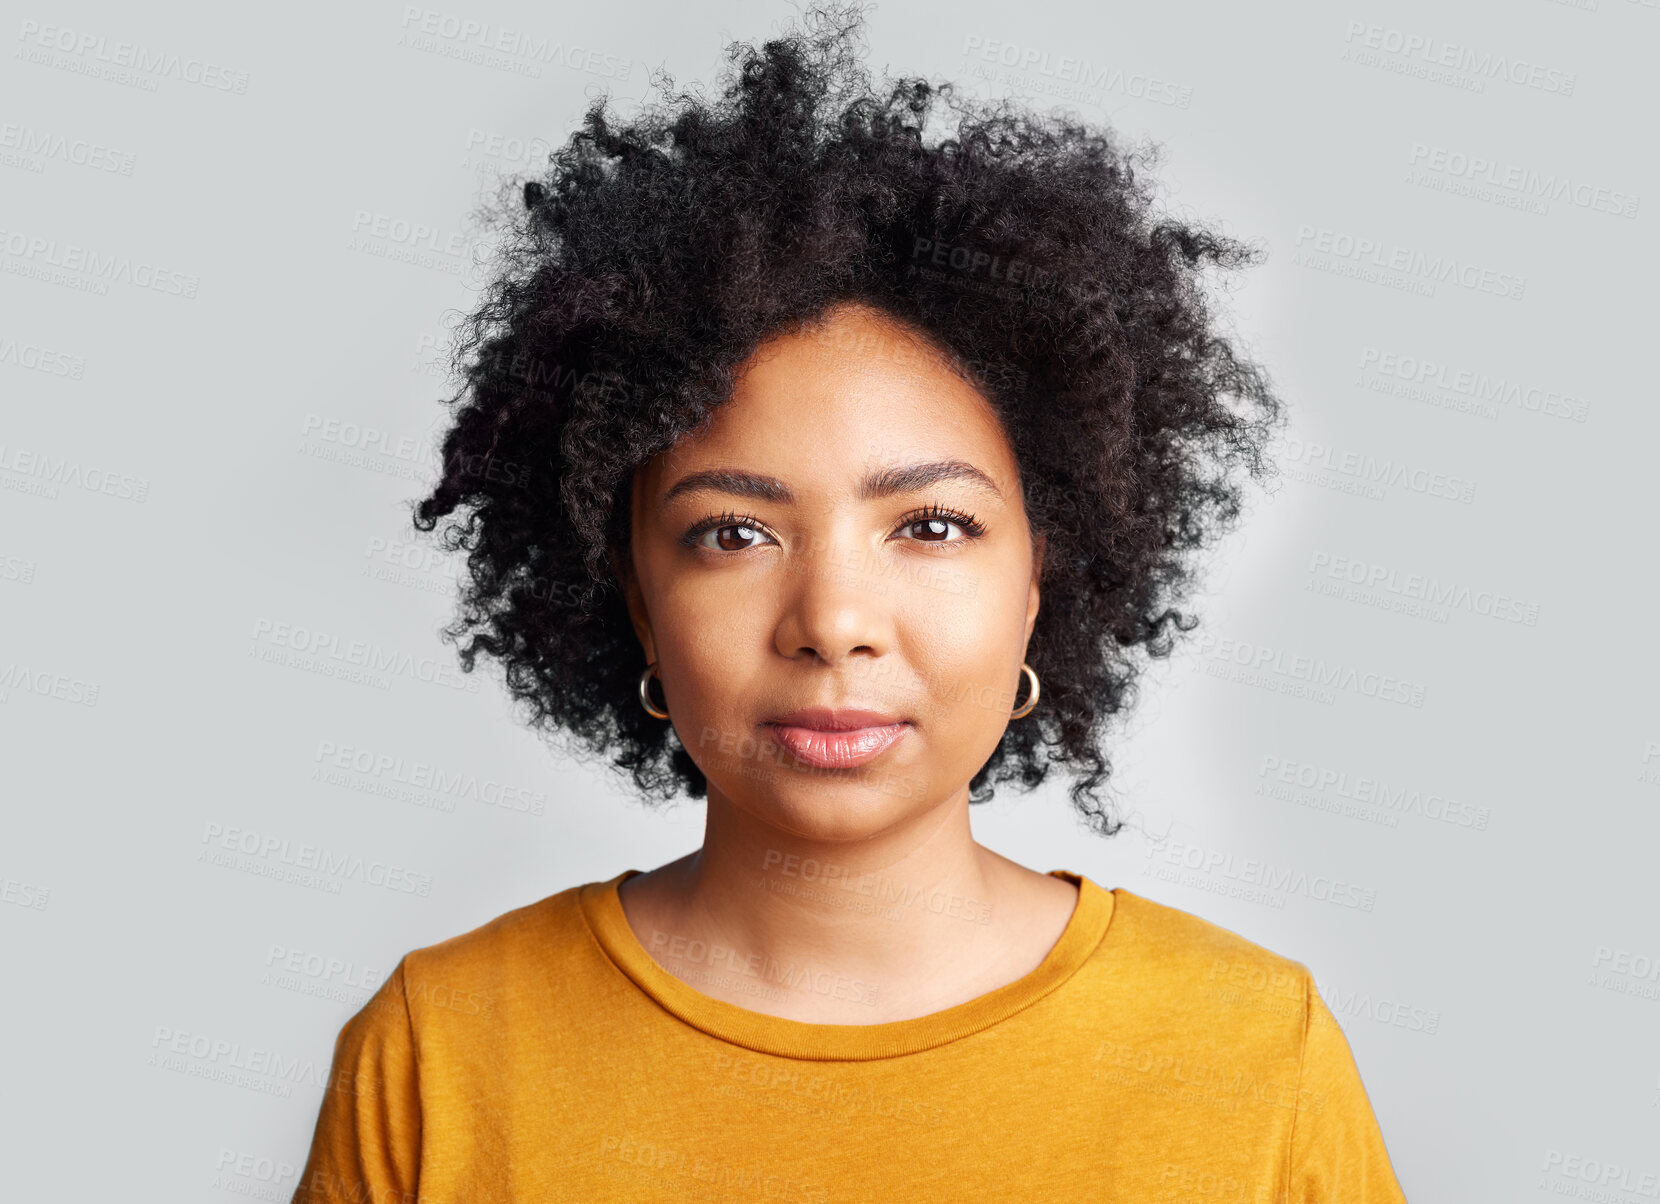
[3,0,1657,1199]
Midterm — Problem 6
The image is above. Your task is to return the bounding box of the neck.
[619,781,1070,1021]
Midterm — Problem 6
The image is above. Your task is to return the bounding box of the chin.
[727,773,935,842]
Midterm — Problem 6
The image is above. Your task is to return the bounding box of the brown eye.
[909,518,957,542]
[697,523,775,552]
[894,506,985,544]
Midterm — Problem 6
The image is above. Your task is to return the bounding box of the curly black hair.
[411,2,1284,836]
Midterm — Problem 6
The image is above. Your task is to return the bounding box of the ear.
[1024,532,1046,645]
[610,545,657,665]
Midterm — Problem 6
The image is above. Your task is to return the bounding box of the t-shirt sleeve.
[291,956,423,1204]
[1287,974,1409,1203]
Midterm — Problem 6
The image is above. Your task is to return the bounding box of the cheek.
[896,567,1028,731]
[649,578,778,772]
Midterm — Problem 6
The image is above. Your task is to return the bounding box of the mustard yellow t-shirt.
[291,869,1409,1202]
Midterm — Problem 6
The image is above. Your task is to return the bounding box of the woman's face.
[623,302,1045,842]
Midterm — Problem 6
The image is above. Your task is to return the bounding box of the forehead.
[640,305,1018,496]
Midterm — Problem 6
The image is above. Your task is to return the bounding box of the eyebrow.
[659,459,1004,512]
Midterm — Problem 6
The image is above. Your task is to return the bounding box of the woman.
[293,6,1408,1200]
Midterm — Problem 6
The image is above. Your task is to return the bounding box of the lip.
[765,706,905,731]
[760,706,911,771]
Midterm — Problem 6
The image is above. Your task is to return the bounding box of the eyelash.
[680,504,987,551]
[902,504,988,541]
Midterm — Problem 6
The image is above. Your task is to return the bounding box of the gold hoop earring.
[638,662,669,719]
[1010,662,1040,719]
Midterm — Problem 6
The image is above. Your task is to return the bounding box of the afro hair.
[411,2,1285,836]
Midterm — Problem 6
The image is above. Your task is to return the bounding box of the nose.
[770,536,895,667]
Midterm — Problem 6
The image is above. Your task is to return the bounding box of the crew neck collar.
[577,867,1116,1061]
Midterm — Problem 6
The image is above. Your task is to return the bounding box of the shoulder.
[1093,889,1408,1199]
[1110,887,1310,984]
[392,879,601,1026]
[1096,886,1314,1042]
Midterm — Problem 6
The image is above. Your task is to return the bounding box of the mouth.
[760,706,911,770]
